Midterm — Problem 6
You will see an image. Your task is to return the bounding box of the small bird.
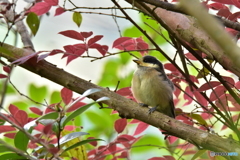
[131,55,175,118]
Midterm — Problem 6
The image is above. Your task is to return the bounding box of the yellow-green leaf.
[191,150,207,160]
[189,113,208,126]
[26,12,40,36]
[72,12,82,27]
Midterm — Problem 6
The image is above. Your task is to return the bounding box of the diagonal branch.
[0,42,240,159]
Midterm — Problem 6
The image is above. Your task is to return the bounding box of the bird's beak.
[133,59,141,64]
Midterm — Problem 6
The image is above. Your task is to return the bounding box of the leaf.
[133,122,149,135]
[55,7,66,16]
[59,30,84,41]
[198,81,221,92]
[63,139,103,153]
[29,83,47,102]
[26,12,40,36]
[0,125,16,133]
[0,46,11,55]
[61,88,73,105]
[45,0,58,6]
[191,150,207,160]
[114,118,127,133]
[11,52,39,65]
[72,12,82,27]
[189,113,208,126]
[0,153,26,160]
[62,102,96,128]
[38,112,59,120]
[209,85,226,101]
[14,110,28,127]
[81,31,93,38]
[0,145,14,153]
[3,66,11,73]
[0,74,7,78]
[66,101,86,112]
[59,132,89,145]
[88,35,103,46]
[112,37,132,48]
[14,131,29,151]
[30,2,52,16]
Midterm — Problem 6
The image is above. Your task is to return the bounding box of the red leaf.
[64,125,76,131]
[168,136,178,144]
[4,133,16,139]
[66,54,78,65]
[117,134,135,143]
[66,101,86,112]
[108,142,117,154]
[3,66,11,73]
[117,151,128,158]
[54,7,66,16]
[87,137,98,146]
[81,31,93,38]
[232,0,240,9]
[61,88,72,105]
[11,52,39,65]
[112,37,132,49]
[235,81,240,89]
[194,90,208,106]
[59,30,84,41]
[96,45,108,56]
[164,63,179,73]
[88,35,103,46]
[30,2,52,16]
[116,87,132,97]
[184,52,197,60]
[133,122,149,135]
[212,0,234,5]
[63,45,75,54]
[222,76,235,87]
[217,8,232,18]
[198,81,221,92]
[43,123,53,135]
[0,125,16,133]
[15,110,28,127]
[49,49,63,55]
[183,86,193,105]
[114,118,127,133]
[209,85,226,101]
[9,104,19,116]
[30,107,43,115]
[0,74,7,78]
[45,0,58,6]
[208,3,227,10]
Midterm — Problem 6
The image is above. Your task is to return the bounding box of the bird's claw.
[148,106,157,114]
[139,103,148,107]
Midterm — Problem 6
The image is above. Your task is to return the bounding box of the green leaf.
[62,96,109,127]
[14,131,29,151]
[0,46,11,55]
[26,12,40,36]
[0,153,26,160]
[189,113,208,126]
[62,102,95,128]
[191,150,207,160]
[59,132,89,145]
[28,83,47,102]
[0,145,13,153]
[72,12,82,27]
[63,139,103,153]
[38,112,59,120]
[50,91,61,104]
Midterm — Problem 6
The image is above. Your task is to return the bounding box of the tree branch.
[0,43,240,159]
[124,0,240,79]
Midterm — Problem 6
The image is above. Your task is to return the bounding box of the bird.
[131,55,175,118]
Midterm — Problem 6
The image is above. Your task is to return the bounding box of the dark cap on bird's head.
[133,55,163,69]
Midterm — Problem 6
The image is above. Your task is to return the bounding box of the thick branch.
[124,0,240,78]
[1,43,240,159]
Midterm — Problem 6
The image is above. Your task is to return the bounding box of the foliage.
[0,0,240,160]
